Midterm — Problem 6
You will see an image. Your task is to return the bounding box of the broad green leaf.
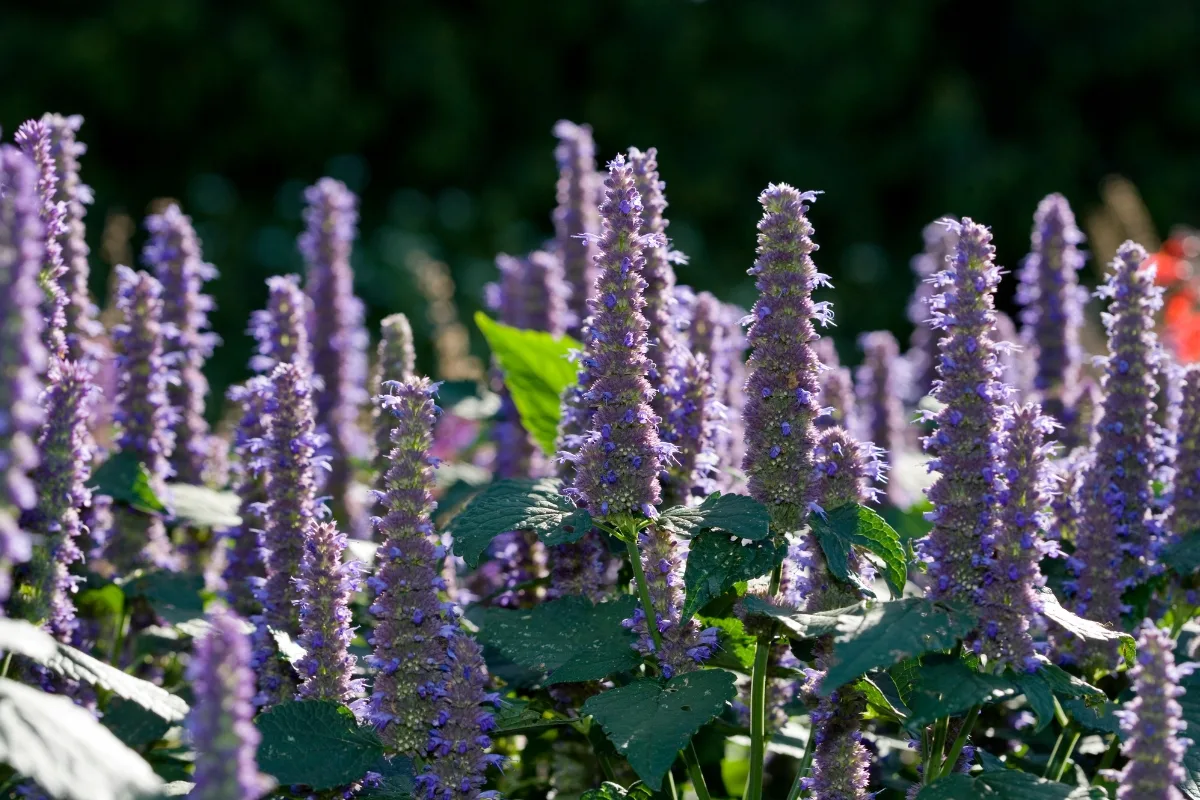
[357,755,415,800]
[89,451,169,514]
[256,700,385,790]
[492,697,573,735]
[741,595,866,641]
[698,615,757,672]
[1061,696,1121,736]
[475,595,640,684]
[821,598,978,694]
[0,617,58,662]
[1177,669,1200,797]
[1037,588,1135,667]
[917,769,1104,798]
[1010,659,1105,733]
[657,493,772,541]
[858,675,908,722]
[811,502,907,596]
[0,677,164,800]
[582,669,738,790]
[476,312,581,455]
[681,533,782,621]
[903,656,1018,729]
[101,697,172,748]
[447,478,592,566]
[166,483,241,528]
[121,570,207,626]
[44,640,189,722]
[1166,531,1200,574]
[581,781,655,800]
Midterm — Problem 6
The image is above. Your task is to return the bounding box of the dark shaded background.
[3,0,1199,409]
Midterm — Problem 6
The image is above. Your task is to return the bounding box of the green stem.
[744,563,783,800]
[1043,728,1065,779]
[785,724,817,800]
[1096,733,1120,773]
[936,705,980,780]
[683,743,712,800]
[1052,727,1082,782]
[666,768,679,800]
[109,599,130,668]
[926,717,950,784]
[624,535,665,656]
[0,653,11,680]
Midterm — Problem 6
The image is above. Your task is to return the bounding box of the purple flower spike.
[624,524,719,678]
[368,378,454,754]
[552,121,601,337]
[808,685,871,800]
[14,120,69,362]
[855,330,906,503]
[41,115,100,363]
[0,146,46,599]
[742,185,828,530]
[254,362,322,706]
[688,292,749,489]
[372,312,417,490]
[188,608,272,800]
[1116,621,1191,800]
[420,636,501,800]
[917,218,1009,602]
[106,266,177,573]
[628,147,679,387]
[1173,364,1200,537]
[906,218,958,401]
[488,251,570,336]
[817,366,856,432]
[19,360,95,640]
[295,520,363,705]
[659,350,720,508]
[1067,242,1165,666]
[1017,193,1088,426]
[978,404,1057,671]
[300,178,369,540]
[144,204,222,487]
[567,154,667,522]
[249,274,311,376]
[221,378,272,619]
[993,311,1033,398]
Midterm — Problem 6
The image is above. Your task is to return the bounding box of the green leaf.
[581,781,655,800]
[476,312,581,455]
[0,677,164,800]
[447,478,592,566]
[492,697,573,735]
[741,595,866,641]
[120,570,207,625]
[102,697,172,748]
[903,655,1018,729]
[0,617,59,662]
[475,595,640,684]
[165,483,241,528]
[1166,531,1200,574]
[811,502,907,596]
[1010,659,1105,733]
[858,675,909,722]
[681,533,782,621]
[1037,587,1135,667]
[1177,669,1200,797]
[657,493,772,541]
[698,615,757,672]
[917,769,1104,798]
[89,450,169,514]
[821,598,978,694]
[270,627,308,665]
[1061,696,1121,735]
[582,670,737,790]
[44,640,190,722]
[256,700,385,790]
[357,755,415,800]
[156,782,195,798]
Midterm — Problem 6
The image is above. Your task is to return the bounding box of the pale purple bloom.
[905,218,957,401]
[816,366,855,432]
[687,292,748,487]
[552,121,600,337]
[249,274,311,375]
[221,379,271,620]
[855,330,905,504]
[1172,364,1200,537]
[372,312,416,492]
[628,146,679,388]
[14,120,68,362]
[295,520,363,705]
[658,350,720,507]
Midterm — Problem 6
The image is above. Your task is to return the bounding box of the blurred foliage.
[3,0,1200,410]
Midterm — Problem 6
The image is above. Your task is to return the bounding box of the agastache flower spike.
[567,154,669,521]
[221,379,271,619]
[372,313,416,489]
[0,146,46,600]
[367,378,454,754]
[14,120,68,362]
[486,251,570,335]
[906,219,957,401]
[106,266,177,573]
[300,178,370,539]
[628,147,679,387]
[1172,364,1200,537]
[42,114,101,363]
[1115,621,1192,800]
[1016,193,1088,425]
[144,204,222,486]
[294,520,363,705]
[658,350,720,507]
[978,404,1057,671]
[855,331,906,503]
[249,274,311,375]
[552,120,601,337]
[188,608,272,800]
[687,292,749,488]
[254,362,321,706]
[18,361,95,641]
[742,185,829,531]
[917,218,1009,602]
[1067,242,1165,665]
[817,366,856,432]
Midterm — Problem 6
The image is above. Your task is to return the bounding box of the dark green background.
[3,0,1198,407]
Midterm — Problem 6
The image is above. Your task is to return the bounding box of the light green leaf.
[101,698,172,748]
[812,502,907,596]
[447,478,591,567]
[476,312,581,455]
[681,533,783,621]
[1037,588,1135,667]
[166,483,241,528]
[657,493,772,541]
[1165,530,1200,574]
[0,617,59,662]
[741,595,866,641]
[89,451,169,514]
[120,570,207,626]
[256,700,385,790]
[583,670,737,790]
[491,697,573,735]
[0,677,164,800]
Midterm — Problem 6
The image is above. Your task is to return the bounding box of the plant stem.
[109,598,130,668]
[683,743,712,800]
[624,535,665,655]
[926,717,949,784]
[785,723,817,800]
[1096,733,1120,773]
[744,562,783,800]
[0,654,11,680]
[1043,728,1065,779]
[1052,726,1082,782]
[666,767,679,800]
[936,705,980,780]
